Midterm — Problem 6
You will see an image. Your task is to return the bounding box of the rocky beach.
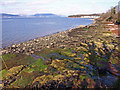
[0,16,120,89]
[1,19,96,55]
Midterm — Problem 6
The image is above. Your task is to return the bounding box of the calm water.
[2,17,93,47]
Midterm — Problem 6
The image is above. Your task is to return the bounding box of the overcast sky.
[0,0,119,16]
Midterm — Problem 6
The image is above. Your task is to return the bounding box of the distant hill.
[1,13,20,18]
[1,13,19,17]
[1,13,62,18]
[68,14,100,18]
[33,13,59,17]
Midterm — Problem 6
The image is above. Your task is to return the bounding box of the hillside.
[100,5,120,24]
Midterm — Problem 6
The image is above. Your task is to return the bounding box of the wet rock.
[46,46,50,48]
[12,45,16,48]
[80,25,85,28]
[59,45,65,49]
[31,51,34,54]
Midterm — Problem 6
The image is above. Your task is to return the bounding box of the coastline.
[2,17,94,48]
[1,17,120,88]
[1,18,95,55]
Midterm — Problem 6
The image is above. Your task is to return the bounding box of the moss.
[24,56,35,64]
[33,75,53,85]
[24,67,35,73]
[60,49,76,57]
[53,73,58,76]
[10,72,34,88]
[2,54,16,61]
[82,28,90,31]
[103,31,111,34]
[0,69,8,79]
[2,54,36,70]
[35,48,62,56]
[30,58,48,72]
[79,75,88,80]
[79,51,86,54]
[96,56,110,62]
[112,60,116,64]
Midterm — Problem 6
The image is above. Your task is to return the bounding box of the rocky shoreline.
[1,18,120,88]
[1,21,96,55]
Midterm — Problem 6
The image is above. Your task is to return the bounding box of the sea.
[2,17,93,47]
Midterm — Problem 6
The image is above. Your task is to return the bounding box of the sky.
[0,0,120,16]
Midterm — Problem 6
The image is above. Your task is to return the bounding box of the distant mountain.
[1,13,62,18]
[1,13,21,18]
[33,13,60,17]
[2,13,19,17]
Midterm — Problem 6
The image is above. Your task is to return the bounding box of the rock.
[16,51,19,53]
[59,45,65,49]
[31,51,34,54]
[26,53,30,55]
[46,46,50,48]
[22,47,26,50]
[12,45,16,48]
[76,25,80,28]
[80,25,85,28]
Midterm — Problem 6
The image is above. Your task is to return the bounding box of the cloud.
[0,0,20,5]
[27,0,55,5]
[25,0,68,6]
[1,0,119,15]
